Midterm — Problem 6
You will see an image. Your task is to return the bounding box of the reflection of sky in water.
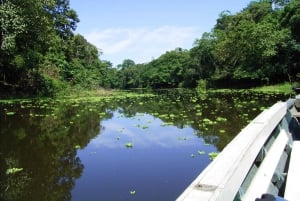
[72,111,217,201]
[91,112,200,149]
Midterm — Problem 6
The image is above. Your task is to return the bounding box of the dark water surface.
[0,90,288,201]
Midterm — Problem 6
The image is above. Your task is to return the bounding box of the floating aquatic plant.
[125,142,133,148]
[159,114,168,118]
[196,112,202,116]
[99,112,106,117]
[198,150,206,155]
[209,152,219,161]
[203,118,214,125]
[141,125,149,129]
[260,107,266,111]
[161,122,173,127]
[216,117,227,122]
[169,114,175,118]
[6,167,23,175]
[74,145,81,149]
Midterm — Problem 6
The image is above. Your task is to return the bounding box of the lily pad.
[198,150,206,155]
[6,167,23,175]
[125,142,133,148]
[208,152,219,161]
[75,145,81,149]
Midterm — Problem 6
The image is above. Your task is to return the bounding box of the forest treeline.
[0,0,300,97]
[0,0,112,96]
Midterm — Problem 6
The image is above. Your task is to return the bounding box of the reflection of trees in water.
[0,101,103,201]
[110,90,287,151]
[0,151,83,201]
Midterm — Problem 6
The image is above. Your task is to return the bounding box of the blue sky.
[70,0,253,66]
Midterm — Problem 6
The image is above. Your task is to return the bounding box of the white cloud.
[84,26,203,66]
[90,116,198,149]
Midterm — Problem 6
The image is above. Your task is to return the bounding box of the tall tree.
[212,1,289,82]
[0,1,25,52]
[279,0,300,81]
[0,0,82,95]
[44,0,79,39]
[281,0,300,42]
[190,32,216,82]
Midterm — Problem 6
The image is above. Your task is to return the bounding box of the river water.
[0,90,288,201]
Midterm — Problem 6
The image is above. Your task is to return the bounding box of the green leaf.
[125,142,133,148]
[198,150,206,155]
[74,145,81,149]
[6,167,23,175]
[208,152,219,161]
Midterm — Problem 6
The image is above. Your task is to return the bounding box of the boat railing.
[176,99,298,201]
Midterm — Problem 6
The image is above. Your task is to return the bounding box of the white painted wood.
[242,127,289,201]
[284,141,300,201]
[176,102,287,201]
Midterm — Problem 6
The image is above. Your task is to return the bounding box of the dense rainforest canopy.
[0,0,300,97]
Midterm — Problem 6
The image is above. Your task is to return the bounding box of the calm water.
[0,90,288,201]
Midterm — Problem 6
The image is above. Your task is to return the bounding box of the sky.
[70,0,253,66]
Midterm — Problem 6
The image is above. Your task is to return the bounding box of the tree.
[0,0,55,91]
[281,0,300,42]
[119,59,135,69]
[189,32,216,82]
[278,0,300,82]
[0,0,111,96]
[44,0,79,39]
[141,49,190,88]
[0,1,26,52]
[116,59,138,88]
[211,1,289,83]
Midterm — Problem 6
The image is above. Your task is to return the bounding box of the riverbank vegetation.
[211,82,293,95]
[251,82,293,95]
[1,0,299,98]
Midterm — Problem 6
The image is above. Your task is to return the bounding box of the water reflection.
[0,100,101,201]
[72,111,214,201]
[0,90,287,201]
[91,111,199,149]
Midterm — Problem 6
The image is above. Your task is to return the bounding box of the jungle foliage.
[1,0,300,97]
[0,0,114,97]
[115,0,300,89]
